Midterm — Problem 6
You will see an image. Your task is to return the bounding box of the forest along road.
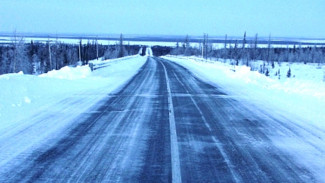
[0,57,321,182]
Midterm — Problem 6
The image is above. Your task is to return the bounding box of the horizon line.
[0,31,324,41]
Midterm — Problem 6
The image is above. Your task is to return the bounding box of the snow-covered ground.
[0,55,147,133]
[162,55,325,180]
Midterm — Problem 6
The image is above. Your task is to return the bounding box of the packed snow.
[0,55,147,133]
[162,55,325,181]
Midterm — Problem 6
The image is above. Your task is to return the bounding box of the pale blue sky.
[0,0,324,38]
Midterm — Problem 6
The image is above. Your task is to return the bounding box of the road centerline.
[157,58,182,183]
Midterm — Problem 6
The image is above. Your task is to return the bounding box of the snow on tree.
[183,35,191,56]
[32,54,41,75]
[117,34,128,58]
[9,34,32,74]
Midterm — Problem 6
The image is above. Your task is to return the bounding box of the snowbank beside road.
[0,55,147,131]
[0,55,147,169]
[162,55,325,129]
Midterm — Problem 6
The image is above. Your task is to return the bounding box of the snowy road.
[0,57,323,182]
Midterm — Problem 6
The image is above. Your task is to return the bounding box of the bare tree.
[233,40,239,65]
[0,48,9,74]
[252,33,258,61]
[9,32,31,73]
[202,34,208,59]
[267,34,274,68]
[223,34,228,59]
[242,32,249,66]
[184,35,191,56]
[32,53,41,74]
[117,34,127,58]
[242,31,247,49]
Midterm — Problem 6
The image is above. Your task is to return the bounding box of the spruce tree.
[265,69,269,76]
[287,68,291,78]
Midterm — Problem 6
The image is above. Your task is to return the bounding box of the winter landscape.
[1,0,325,182]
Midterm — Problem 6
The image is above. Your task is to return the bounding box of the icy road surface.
[0,57,323,182]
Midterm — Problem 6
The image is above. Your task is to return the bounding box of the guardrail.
[89,62,112,71]
[88,55,141,71]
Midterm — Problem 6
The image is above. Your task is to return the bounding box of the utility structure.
[47,39,52,70]
[79,39,82,62]
[12,31,18,73]
[224,34,227,49]
[267,34,274,68]
[96,36,99,60]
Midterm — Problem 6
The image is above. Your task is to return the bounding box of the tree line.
[103,34,140,59]
[0,34,140,75]
[171,33,325,74]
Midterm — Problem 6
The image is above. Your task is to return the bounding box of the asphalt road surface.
[0,57,319,182]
